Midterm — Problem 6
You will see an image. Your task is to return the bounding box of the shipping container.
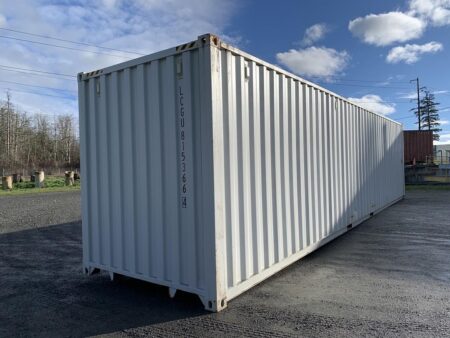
[78,34,405,312]
[403,130,433,164]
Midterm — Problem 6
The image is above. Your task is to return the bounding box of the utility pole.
[410,78,421,130]
[425,92,431,131]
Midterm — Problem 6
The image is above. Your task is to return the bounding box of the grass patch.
[0,176,80,196]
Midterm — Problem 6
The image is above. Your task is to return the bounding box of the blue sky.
[0,0,449,143]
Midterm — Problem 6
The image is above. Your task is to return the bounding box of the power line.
[324,82,411,89]
[0,66,74,81]
[0,35,133,59]
[0,80,76,93]
[0,64,75,78]
[312,77,410,84]
[0,87,76,99]
[0,27,145,56]
[350,100,411,104]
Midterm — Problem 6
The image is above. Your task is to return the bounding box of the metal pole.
[416,78,421,130]
[410,78,421,130]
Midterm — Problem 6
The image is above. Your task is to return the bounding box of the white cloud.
[276,46,349,80]
[409,0,450,26]
[348,94,396,115]
[0,0,238,118]
[301,23,328,46]
[439,120,450,125]
[386,41,443,63]
[0,14,6,27]
[433,90,449,94]
[348,12,426,46]
[434,133,450,144]
[399,91,417,99]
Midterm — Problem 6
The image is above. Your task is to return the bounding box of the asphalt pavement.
[0,189,449,337]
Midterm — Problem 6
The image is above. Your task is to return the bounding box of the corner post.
[198,34,227,311]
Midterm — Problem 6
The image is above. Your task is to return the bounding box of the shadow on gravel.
[0,222,206,337]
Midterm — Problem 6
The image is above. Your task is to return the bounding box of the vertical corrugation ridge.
[147,60,163,279]
[94,78,103,265]
[272,71,282,263]
[323,94,330,237]
[324,94,330,232]
[239,57,253,279]
[361,109,366,216]
[248,61,260,275]
[309,87,317,243]
[98,75,111,266]
[134,64,149,275]
[180,51,197,287]
[360,109,365,215]
[163,55,180,285]
[104,75,113,268]
[235,56,247,280]
[158,59,169,280]
[348,105,354,221]
[281,75,291,258]
[79,80,90,265]
[121,68,135,272]
[252,63,265,273]
[327,95,333,234]
[296,82,305,250]
[290,80,299,253]
[303,84,311,247]
[269,71,278,265]
[110,71,123,270]
[228,51,241,285]
[335,98,341,229]
[316,90,323,240]
[338,100,344,229]
[355,107,360,217]
[141,63,151,277]
[221,50,233,288]
[130,67,139,274]
[192,49,204,289]
[261,66,273,268]
[279,75,288,259]
[88,79,100,264]
[358,108,363,215]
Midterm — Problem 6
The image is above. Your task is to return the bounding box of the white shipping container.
[78,34,404,312]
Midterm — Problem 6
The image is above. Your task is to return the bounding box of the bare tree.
[0,92,80,174]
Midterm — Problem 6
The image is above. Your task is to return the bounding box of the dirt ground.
[0,189,449,337]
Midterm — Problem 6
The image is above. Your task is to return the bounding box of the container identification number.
[179,86,187,208]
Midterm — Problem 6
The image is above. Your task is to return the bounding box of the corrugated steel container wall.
[78,39,220,307]
[79,34,405,312]
[403,130,433,163]
[210,44,404,301]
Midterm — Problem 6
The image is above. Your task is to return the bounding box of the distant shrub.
[45,177,65,188]
[14,182,34,189]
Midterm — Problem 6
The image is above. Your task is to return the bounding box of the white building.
[434,144,450,164]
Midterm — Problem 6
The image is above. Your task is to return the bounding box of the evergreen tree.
[420,91,441,140]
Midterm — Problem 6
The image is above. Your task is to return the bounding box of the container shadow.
[0,222,206,337]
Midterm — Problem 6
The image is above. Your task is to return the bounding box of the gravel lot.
[1,189,450,337]
[0,191,81,234]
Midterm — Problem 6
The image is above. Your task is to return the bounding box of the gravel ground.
[0,189,450,337]
[0,191,81,234]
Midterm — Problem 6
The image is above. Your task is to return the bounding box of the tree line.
[0,92,80,176]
